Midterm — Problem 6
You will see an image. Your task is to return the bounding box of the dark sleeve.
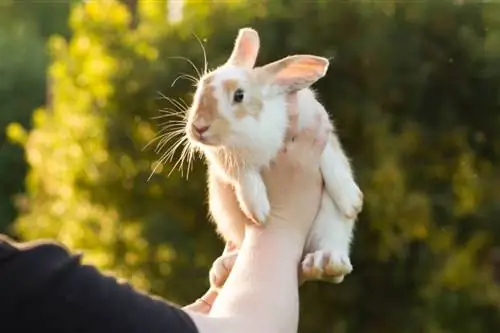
[0,235,199,333]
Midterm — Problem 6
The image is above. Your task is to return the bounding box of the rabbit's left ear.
[255,55,329,95]
[226,27,260,69]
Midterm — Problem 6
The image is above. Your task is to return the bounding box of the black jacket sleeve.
[0,235,199,333]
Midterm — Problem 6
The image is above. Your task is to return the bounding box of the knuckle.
[303,126,316,137]
[316,136,327,148]
[287,92,298,102]
[292,161,304,173]
[288,105,299,116]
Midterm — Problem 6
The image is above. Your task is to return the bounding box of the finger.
[200,288,218,305]
[294,113,323,148]
[183,288,218,313]
[210,251,238,288]
[221,252,238,274]
[311,121,330,154]
[183,300,211,313]
[224,241,237,254]
[284,93,299,143]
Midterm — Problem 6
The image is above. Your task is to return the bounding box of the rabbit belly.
[207,171,247,247]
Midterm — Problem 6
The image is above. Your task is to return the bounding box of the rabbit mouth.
[198,134,217,146]
[187,129,220,147]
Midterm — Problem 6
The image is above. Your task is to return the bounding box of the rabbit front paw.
[236,171,270,225]
[237,190,270,225]
[247,195,271,225]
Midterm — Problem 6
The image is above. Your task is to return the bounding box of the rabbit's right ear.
[226,27,260,69]
[255,55,329,95]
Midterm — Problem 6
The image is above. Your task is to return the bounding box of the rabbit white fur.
[184,27,363,284]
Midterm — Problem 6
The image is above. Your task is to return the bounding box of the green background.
[1,0,499,332]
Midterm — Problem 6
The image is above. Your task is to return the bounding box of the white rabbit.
[183,27,363,285]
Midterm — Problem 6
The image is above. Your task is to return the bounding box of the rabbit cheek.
[246,96,263,120]
[233,101,259,120]
[210,118,231,140]
[234,105,247,119]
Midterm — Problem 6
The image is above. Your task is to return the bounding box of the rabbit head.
[185,27,329,154]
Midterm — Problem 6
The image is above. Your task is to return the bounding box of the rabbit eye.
[233,89,244,103]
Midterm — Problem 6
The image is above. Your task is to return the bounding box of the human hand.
[182,288,218,314]
[209,245,238,289]
[183,249,238,314]
[261,93,331,240]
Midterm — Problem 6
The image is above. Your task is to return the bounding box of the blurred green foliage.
[0,0,70,233]
[4,0,500,332]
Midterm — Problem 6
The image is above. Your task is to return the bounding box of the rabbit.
[183,27,363,286]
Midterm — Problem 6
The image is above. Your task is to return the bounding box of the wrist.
[269,213,311,242]
[245,216,307,256]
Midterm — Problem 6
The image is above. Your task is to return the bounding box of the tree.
[0,0,70,234]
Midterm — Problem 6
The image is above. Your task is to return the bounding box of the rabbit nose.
[193,124,210,135]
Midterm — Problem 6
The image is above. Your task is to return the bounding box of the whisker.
[156,126,185,134]
[147,161,162,182]
[179,141,195,178]
[143,127,182,152]
[171,73,198,88]
[153,120,186,133]
[156,120,186,128]
[143,134,166,151]
[157,91,169,100]
[153,114,185,121]
[158,92,189,113]
[156,131,185,153]
[192,32,208,76]
[186,144,195,179]
[171,142,191,178]
[158,108,186,117]
[148,135,188,181]
[177,97,189,110]
[164,137,187,162]
[185,144,195,178]
[166,97,188,113]
[156,132,185,144]
[168,56,202,79]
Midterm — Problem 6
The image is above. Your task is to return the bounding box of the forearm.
[216,224,303,331]
[186,218,305,333]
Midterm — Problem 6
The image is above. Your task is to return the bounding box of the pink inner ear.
[228,29,260,68]
[234,42,253,66]
[275,60,326,84]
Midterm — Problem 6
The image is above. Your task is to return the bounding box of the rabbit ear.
[226,27,260,69]
[255,55,329,95]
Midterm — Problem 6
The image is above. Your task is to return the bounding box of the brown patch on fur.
[222,79,239,94]
[234,108,247,119]
[193,78,218,124]
[191,75,231,139]
[221,79,263,120]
